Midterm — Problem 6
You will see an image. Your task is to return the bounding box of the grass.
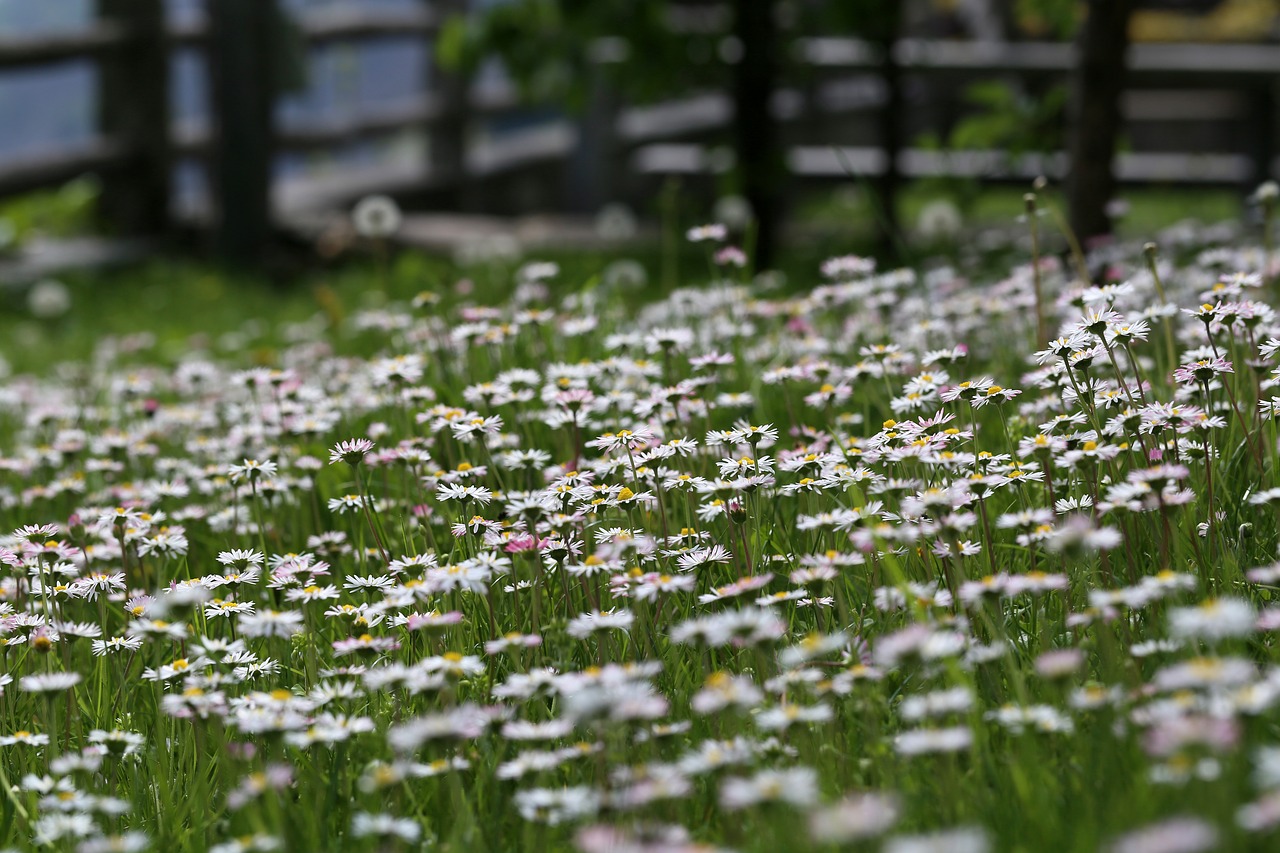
[797,183,1246,240]
[0,198,1278,852]
[2,183,1243,376]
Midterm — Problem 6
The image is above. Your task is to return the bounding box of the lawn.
[1,194,1279,852]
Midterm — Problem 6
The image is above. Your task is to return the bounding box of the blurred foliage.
[439,1,714,108]
[913,80,1068,215]
[1015,0,1082,39]
[0,176,100,254]
[949,80,1068,156]
[796,182,1241,241]
[437,0,903,109]
[794,0,904,42]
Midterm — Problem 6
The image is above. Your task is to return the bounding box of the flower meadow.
[8,215,1280,853]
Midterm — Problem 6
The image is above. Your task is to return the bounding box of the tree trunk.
[732,0,784,269]
[1066,0,1133,248]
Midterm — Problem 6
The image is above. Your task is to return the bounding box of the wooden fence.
[0,2,1277,262]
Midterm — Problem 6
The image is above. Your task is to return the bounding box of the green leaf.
[435,15,474,73]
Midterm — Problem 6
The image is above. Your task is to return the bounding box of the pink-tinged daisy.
[329,438,376,466]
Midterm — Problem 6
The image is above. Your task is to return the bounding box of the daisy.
[809,793,902,843]
[720,766,819,810]
[327,494,371,514]
[329,438,375,466]
[19,672,82,693]
[238,609,305,638]
[0,730,51,747]
[894,726,974,756]
[218,549,265,568]
[333,634,401,657]
[566,609,634,639]
[1169,598,1257,642]
[686,223,727,243]
[227,459,278,483]
[351,813,420,842]
[436,483,493,505]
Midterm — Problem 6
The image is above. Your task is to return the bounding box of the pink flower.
[504,534,548,554]
[404,611,464,632]
[715,246,747,268]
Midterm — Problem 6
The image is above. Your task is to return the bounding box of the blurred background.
[0,0,1277,286]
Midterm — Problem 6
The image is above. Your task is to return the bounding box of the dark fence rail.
[0,23,134,69]
[0,140,130,198]
[0,0,1276,261]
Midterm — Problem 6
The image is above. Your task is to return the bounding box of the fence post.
[563,45,620,215]
[1250,80,1277,192]
[208,0,278,264]
[96,0,170,236]
[1066,0,1134,248]
[731,0,784,268]
[872,5,905,261]
[429,0,471,210]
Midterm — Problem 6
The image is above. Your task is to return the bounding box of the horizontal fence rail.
[0,22,134,69]
[0,139,130,197]
[802,37,1280,78]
